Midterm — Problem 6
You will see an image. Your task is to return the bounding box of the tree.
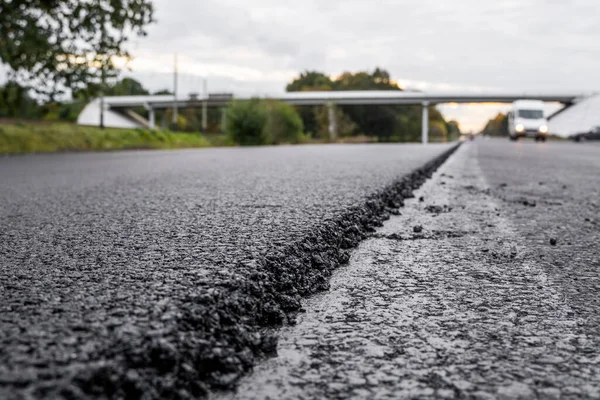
[333,68,402,139]
[0,82,41,119]
[286,71,334,136]
[286,68,456,142]
[481,113,508,136]
[0,0,154,99]
[333,69,400,91]
[314,105,357,140]
[446,120,461,140]
[73,77,149,99]
[286,71,333,92]
[286,68,412,140]
[111,78,150,96]
[429,120,448,143]
[225,99,269,146]
[264,101,304,144]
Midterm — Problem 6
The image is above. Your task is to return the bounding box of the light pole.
[172,53,178,130]
[99,65,105,129]
[421,101,429,144]
[202,78,208,134]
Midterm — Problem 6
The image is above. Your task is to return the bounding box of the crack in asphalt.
[0,144,459,399]
[221,143,600,400]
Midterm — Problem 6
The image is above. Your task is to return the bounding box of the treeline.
[0,78,211,132]
[0,78,162,123]
[1,68,462,145]
[481,113,508,136]
[286,69,461,142]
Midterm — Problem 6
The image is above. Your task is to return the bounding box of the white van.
[507,100,548,142]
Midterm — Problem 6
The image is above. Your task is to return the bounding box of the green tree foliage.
[225,99,306,145]
[0,0,154,99]
[286,71,333,92]
[314,105,357,139]
[333,69,402,140]
[264,101,305,144]
[430,120,448,142]
[163,109,188,132]
[481,113,508,136]
[286,68,450,142]
[335,68,398,91]
[0,81,41,119]
[73,78,150,100]
[286,71,333,136]
[40,101,86,122]
[446,120,461,140]
[225,99,269,146]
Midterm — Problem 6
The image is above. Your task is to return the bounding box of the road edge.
[66,143,462,399]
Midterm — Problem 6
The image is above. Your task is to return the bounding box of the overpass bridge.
[76,91,587,143]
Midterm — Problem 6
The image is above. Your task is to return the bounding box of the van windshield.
[518,109,544,119]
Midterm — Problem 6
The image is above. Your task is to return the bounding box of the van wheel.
[510,136,517,141]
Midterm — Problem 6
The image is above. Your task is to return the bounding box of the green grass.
[0,122,233,154]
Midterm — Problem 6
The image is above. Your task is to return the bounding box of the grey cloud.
[1,0,593,131]
[121,0,600,129]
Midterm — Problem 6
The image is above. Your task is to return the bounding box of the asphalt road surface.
[0,143,456,399]
[223,139,600,400]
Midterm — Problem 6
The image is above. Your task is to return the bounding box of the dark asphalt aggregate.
[0,143,456,399]
[476,139,600,357]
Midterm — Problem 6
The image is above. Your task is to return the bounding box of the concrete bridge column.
[202,100,208,134]
[327,102,337,141]
[422,101,429,144]
[148,108,156,129]
[221,107,227,134]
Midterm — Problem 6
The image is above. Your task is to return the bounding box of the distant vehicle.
[570,126,600,142]
[507,100,548,142]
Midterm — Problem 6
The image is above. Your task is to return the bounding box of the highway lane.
[0,143,455,399]
[226,139,600,399]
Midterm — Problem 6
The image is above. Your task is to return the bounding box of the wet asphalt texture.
[0,143,456,399]
[225,139,600,400]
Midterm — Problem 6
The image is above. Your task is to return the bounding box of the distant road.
[0,143,455,398]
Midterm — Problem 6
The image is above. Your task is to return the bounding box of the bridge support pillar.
[327,102,337,141]
[421,101,429,144]
[221,107,227,134]
[202,100,208,134]
[148,108,155,129]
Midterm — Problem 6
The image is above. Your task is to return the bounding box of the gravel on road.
[0,143,456,399]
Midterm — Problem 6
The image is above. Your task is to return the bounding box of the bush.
[264,101,305,144]
[225,99,269,146]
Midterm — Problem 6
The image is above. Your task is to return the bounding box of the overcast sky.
[122,0,599,131]
[8,0,597,131]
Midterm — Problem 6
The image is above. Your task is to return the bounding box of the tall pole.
[172,53,178,130]
[327,102,337,141]
[421,101,429,144]
[221,107,227,134]
[99,80,105,129]
[202,78,208,134]
[99,20,106,129]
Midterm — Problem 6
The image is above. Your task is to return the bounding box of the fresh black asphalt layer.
[0,143,456,399]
